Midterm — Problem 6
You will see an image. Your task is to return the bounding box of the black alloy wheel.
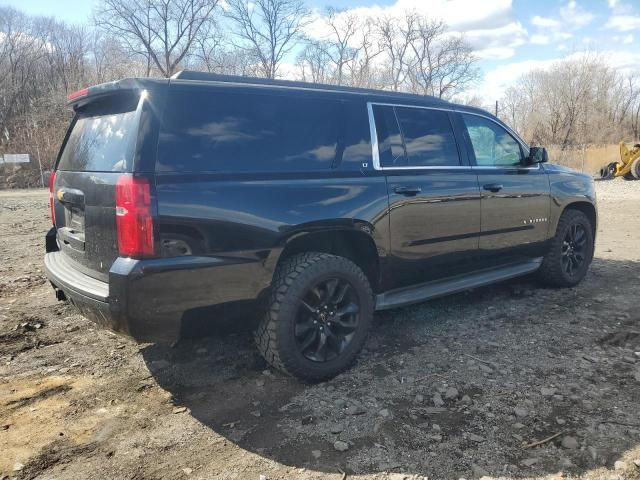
[537,209,594,288]
[255,252,374,382]
[294,277,360,362]
[561,223,587,277]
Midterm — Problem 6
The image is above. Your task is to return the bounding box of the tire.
[255,252,374,382]
[631,158,640,179]
[600,161,618,179]
[537,209,594,288]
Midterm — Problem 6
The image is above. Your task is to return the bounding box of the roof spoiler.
[66,79,149,108]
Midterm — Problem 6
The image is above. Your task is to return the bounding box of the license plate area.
[67,206,85,234]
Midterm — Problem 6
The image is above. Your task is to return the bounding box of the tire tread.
[537,209,593,288]
[254,252,373,382]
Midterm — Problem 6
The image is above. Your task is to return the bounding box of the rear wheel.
[538,209,594,288]
[255,252,374,382]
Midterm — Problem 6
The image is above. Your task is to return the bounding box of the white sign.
[1,154,31,164]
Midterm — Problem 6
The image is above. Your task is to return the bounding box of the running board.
[375,258,543,311]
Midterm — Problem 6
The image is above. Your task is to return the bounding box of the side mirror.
[528,146,548,164]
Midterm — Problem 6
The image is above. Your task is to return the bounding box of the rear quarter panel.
[154,172,389,299]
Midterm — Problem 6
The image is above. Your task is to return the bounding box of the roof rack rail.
[170,70,449,104]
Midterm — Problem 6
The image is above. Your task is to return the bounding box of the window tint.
[462,114,523,167]
[372,105,406,167]
[58,97,139,172]
[341,101,374,170]
[158,89,340,172]
[394,107,460,167]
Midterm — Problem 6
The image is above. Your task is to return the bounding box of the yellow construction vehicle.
[600,142,640,180]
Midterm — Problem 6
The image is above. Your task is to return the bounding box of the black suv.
[44,72,597,381]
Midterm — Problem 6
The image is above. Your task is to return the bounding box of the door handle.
[483,183,503,193]
[394,186,422,196]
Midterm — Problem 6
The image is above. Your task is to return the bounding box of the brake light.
[115,175,155,257]
[67,88,89,102]
[49,171,56,225]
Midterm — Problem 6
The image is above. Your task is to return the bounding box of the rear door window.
[372,105,406,168]
[158,88,341,172]
[394,107,461,167]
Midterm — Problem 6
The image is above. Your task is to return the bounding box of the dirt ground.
[1,181,639,480]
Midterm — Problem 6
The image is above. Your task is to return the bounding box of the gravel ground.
[0,181,639,480]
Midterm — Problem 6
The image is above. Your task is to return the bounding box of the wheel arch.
[563,201,597,237]
[273,228,381,293]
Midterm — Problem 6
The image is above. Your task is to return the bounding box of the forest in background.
[1,0,639,186]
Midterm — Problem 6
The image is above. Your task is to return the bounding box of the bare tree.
[0,8,49,135]
[91,33,151,82]
[319,8,359,85]
[376,12,417,91]
[44,21,89,94]
[296,41,332,83]
[296,9,381,88]
[94,0,220,77]
[188,19,258,76]
[225,0,310,79]
[345,21,381,88]
[499,55,640,148]
[406,18,479,99]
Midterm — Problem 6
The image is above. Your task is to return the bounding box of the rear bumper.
[44,244,273,343]
[44,250,152,340]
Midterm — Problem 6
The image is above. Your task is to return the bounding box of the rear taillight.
[49,171,56,225]
[115,175,155,258]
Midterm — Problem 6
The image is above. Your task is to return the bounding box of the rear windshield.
[58,96,139,172]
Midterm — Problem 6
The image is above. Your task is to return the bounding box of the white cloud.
[598,49,640,72]
[528,2,592,50]
[530,1,595,31]
[474,58,560,101]
[613,33,634,44]
[606,15,640,31]
[276,61,299,80]
[530,34,550,45]
[386,0,513,30]
[560,1,595,28]
[608,0,618,7]
[306,0,526,60]
[531,16,561,28]
[461,20,528,56]
[474,47,516,60]
[531,32,572,45]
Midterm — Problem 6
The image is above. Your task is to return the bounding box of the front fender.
[546,164,597,236]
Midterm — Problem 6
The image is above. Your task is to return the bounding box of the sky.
[2,0,640,101]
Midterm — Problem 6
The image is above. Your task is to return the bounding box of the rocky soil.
[1,181,639,480]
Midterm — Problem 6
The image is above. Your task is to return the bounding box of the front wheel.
[537,209,594,288]
[255,252,374,382]
[631,158,640,179]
